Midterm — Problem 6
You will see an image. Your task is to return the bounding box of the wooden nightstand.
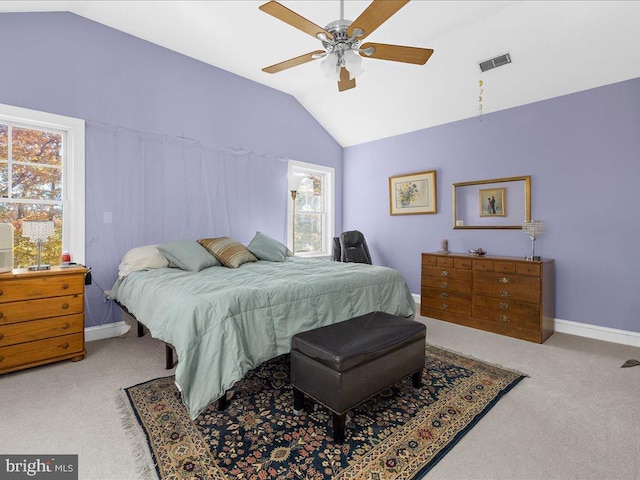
[0,265,87,374]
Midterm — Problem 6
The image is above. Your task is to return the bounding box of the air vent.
[479,53,511,72]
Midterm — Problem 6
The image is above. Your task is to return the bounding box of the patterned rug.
[123,345,524,480]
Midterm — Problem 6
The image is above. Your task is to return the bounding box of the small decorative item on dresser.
[439,239,449,254]
[522,220,544,261]
[468,248,487,256]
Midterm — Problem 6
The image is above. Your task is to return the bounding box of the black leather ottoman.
[290,311,426,444]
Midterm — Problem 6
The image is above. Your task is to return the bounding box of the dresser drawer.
[422,276,472,294]
[0,332,84,372]
[422,266,472,282]
[0,314,83,347]
[423,296,471,316]
[474,280,540,303]
[0,274,85,303]
[0,294,83,325]
[474,271,540,290]
[473,298,540,330]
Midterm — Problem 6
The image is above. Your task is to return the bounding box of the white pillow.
[118,244,169,278]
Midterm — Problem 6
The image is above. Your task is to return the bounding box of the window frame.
[287,160,335,257]
[0,103,85,264]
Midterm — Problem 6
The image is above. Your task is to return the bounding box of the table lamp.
[22,220,55,270]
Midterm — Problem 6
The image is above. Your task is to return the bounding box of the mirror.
[452,175,531,229]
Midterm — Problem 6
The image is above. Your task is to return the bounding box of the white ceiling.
[2,1,640,147]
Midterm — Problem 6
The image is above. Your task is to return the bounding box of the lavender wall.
[0,12,342,327]
[344,77,640,333]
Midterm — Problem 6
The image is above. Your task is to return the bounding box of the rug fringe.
[116,389,159,480]
[426,343,529,378]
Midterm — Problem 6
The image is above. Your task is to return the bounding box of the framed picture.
[389,170,437,215]
[479,187,506,217]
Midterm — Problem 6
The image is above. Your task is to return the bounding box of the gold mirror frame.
[452,175,531,229]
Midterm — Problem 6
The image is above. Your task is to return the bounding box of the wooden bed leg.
[137,321,144,337]
[165,344,174,369]
[217,392,228,411]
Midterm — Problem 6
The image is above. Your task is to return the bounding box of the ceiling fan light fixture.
[343,49,364,80]
[321,52,340,81]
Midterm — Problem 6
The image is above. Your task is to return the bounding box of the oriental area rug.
[123,345,524,480]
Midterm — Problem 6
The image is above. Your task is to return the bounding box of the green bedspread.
[111,257,415,419]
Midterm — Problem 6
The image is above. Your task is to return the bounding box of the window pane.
[294,213,323,253]
[0,203,62,268]
[0,162,7,198]
[11,164,62,200]
[295,174,323,213]
[12,126,62,166]
[0,124,7,160]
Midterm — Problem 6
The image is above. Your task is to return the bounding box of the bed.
[111,244,415,420]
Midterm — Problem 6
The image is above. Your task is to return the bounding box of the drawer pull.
[441,304,449,310]
[0,333,3,341]
[499,302,510,310]
[499,277,511,284]
[0,289,3,296]
[499,290,510,297]
[440,292,449,298]
[441,282,449,288]
[62,303,69,309]
[60,343,69,349]
[62,323,70,329]
[62,283,69,290]
[499,315,510,322]
[0,312,3,319]
[441,270,449,277]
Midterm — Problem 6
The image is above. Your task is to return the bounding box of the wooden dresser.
[0,266,87,374]
[421,253,555,343]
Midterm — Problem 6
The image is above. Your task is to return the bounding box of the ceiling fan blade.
[259,1,333,41]
[262,50,326,74]
[347,0,409,40]
[360,42,434,65]
[338,67,356,92]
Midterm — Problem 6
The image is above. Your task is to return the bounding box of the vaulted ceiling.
[2,1,640,146]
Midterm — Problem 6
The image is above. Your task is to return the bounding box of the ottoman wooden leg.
[333,413,346,444]
[293,387,305,414]
[412,369,422,389]
[137,321,145,337]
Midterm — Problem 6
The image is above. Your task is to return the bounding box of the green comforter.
[111,257,415,419]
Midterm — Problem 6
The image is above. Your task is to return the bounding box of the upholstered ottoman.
[290,311,426,444]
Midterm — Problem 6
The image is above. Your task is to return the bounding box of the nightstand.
[0,265,87,374]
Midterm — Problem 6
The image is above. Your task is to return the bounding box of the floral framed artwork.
[389,170,437,215]
[479,187,506,217]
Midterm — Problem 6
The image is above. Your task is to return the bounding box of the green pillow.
[247,231,289,262]
[157,240,220,271]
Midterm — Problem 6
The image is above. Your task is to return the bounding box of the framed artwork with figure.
[479,187,506,216]
[389,170,437,215]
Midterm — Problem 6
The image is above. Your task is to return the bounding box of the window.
[0,103,84,268]
[288,160,335,256]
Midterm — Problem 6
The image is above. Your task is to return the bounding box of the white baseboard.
[412,292,640,348]
[85,320,131,342]
[554,318,640,348]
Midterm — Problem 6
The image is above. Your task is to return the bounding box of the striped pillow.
[198,237,257,268]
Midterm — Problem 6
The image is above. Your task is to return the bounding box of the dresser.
[421,253,554,343]
[0,266,87,374]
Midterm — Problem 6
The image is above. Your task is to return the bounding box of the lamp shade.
[287,172,305,192]
[320,52,340,81]
[22,220,54,242]
[344,50,364,80]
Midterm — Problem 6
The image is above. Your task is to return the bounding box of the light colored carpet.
[0,314,638,480]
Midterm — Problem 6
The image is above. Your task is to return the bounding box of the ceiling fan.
[259,0,434,92]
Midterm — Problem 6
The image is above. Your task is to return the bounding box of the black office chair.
[334,230,372,265]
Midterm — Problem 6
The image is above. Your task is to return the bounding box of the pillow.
[198,237,257,268]
[118,244,170,278]
[247,231,289,262]
[157,239,220,271]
